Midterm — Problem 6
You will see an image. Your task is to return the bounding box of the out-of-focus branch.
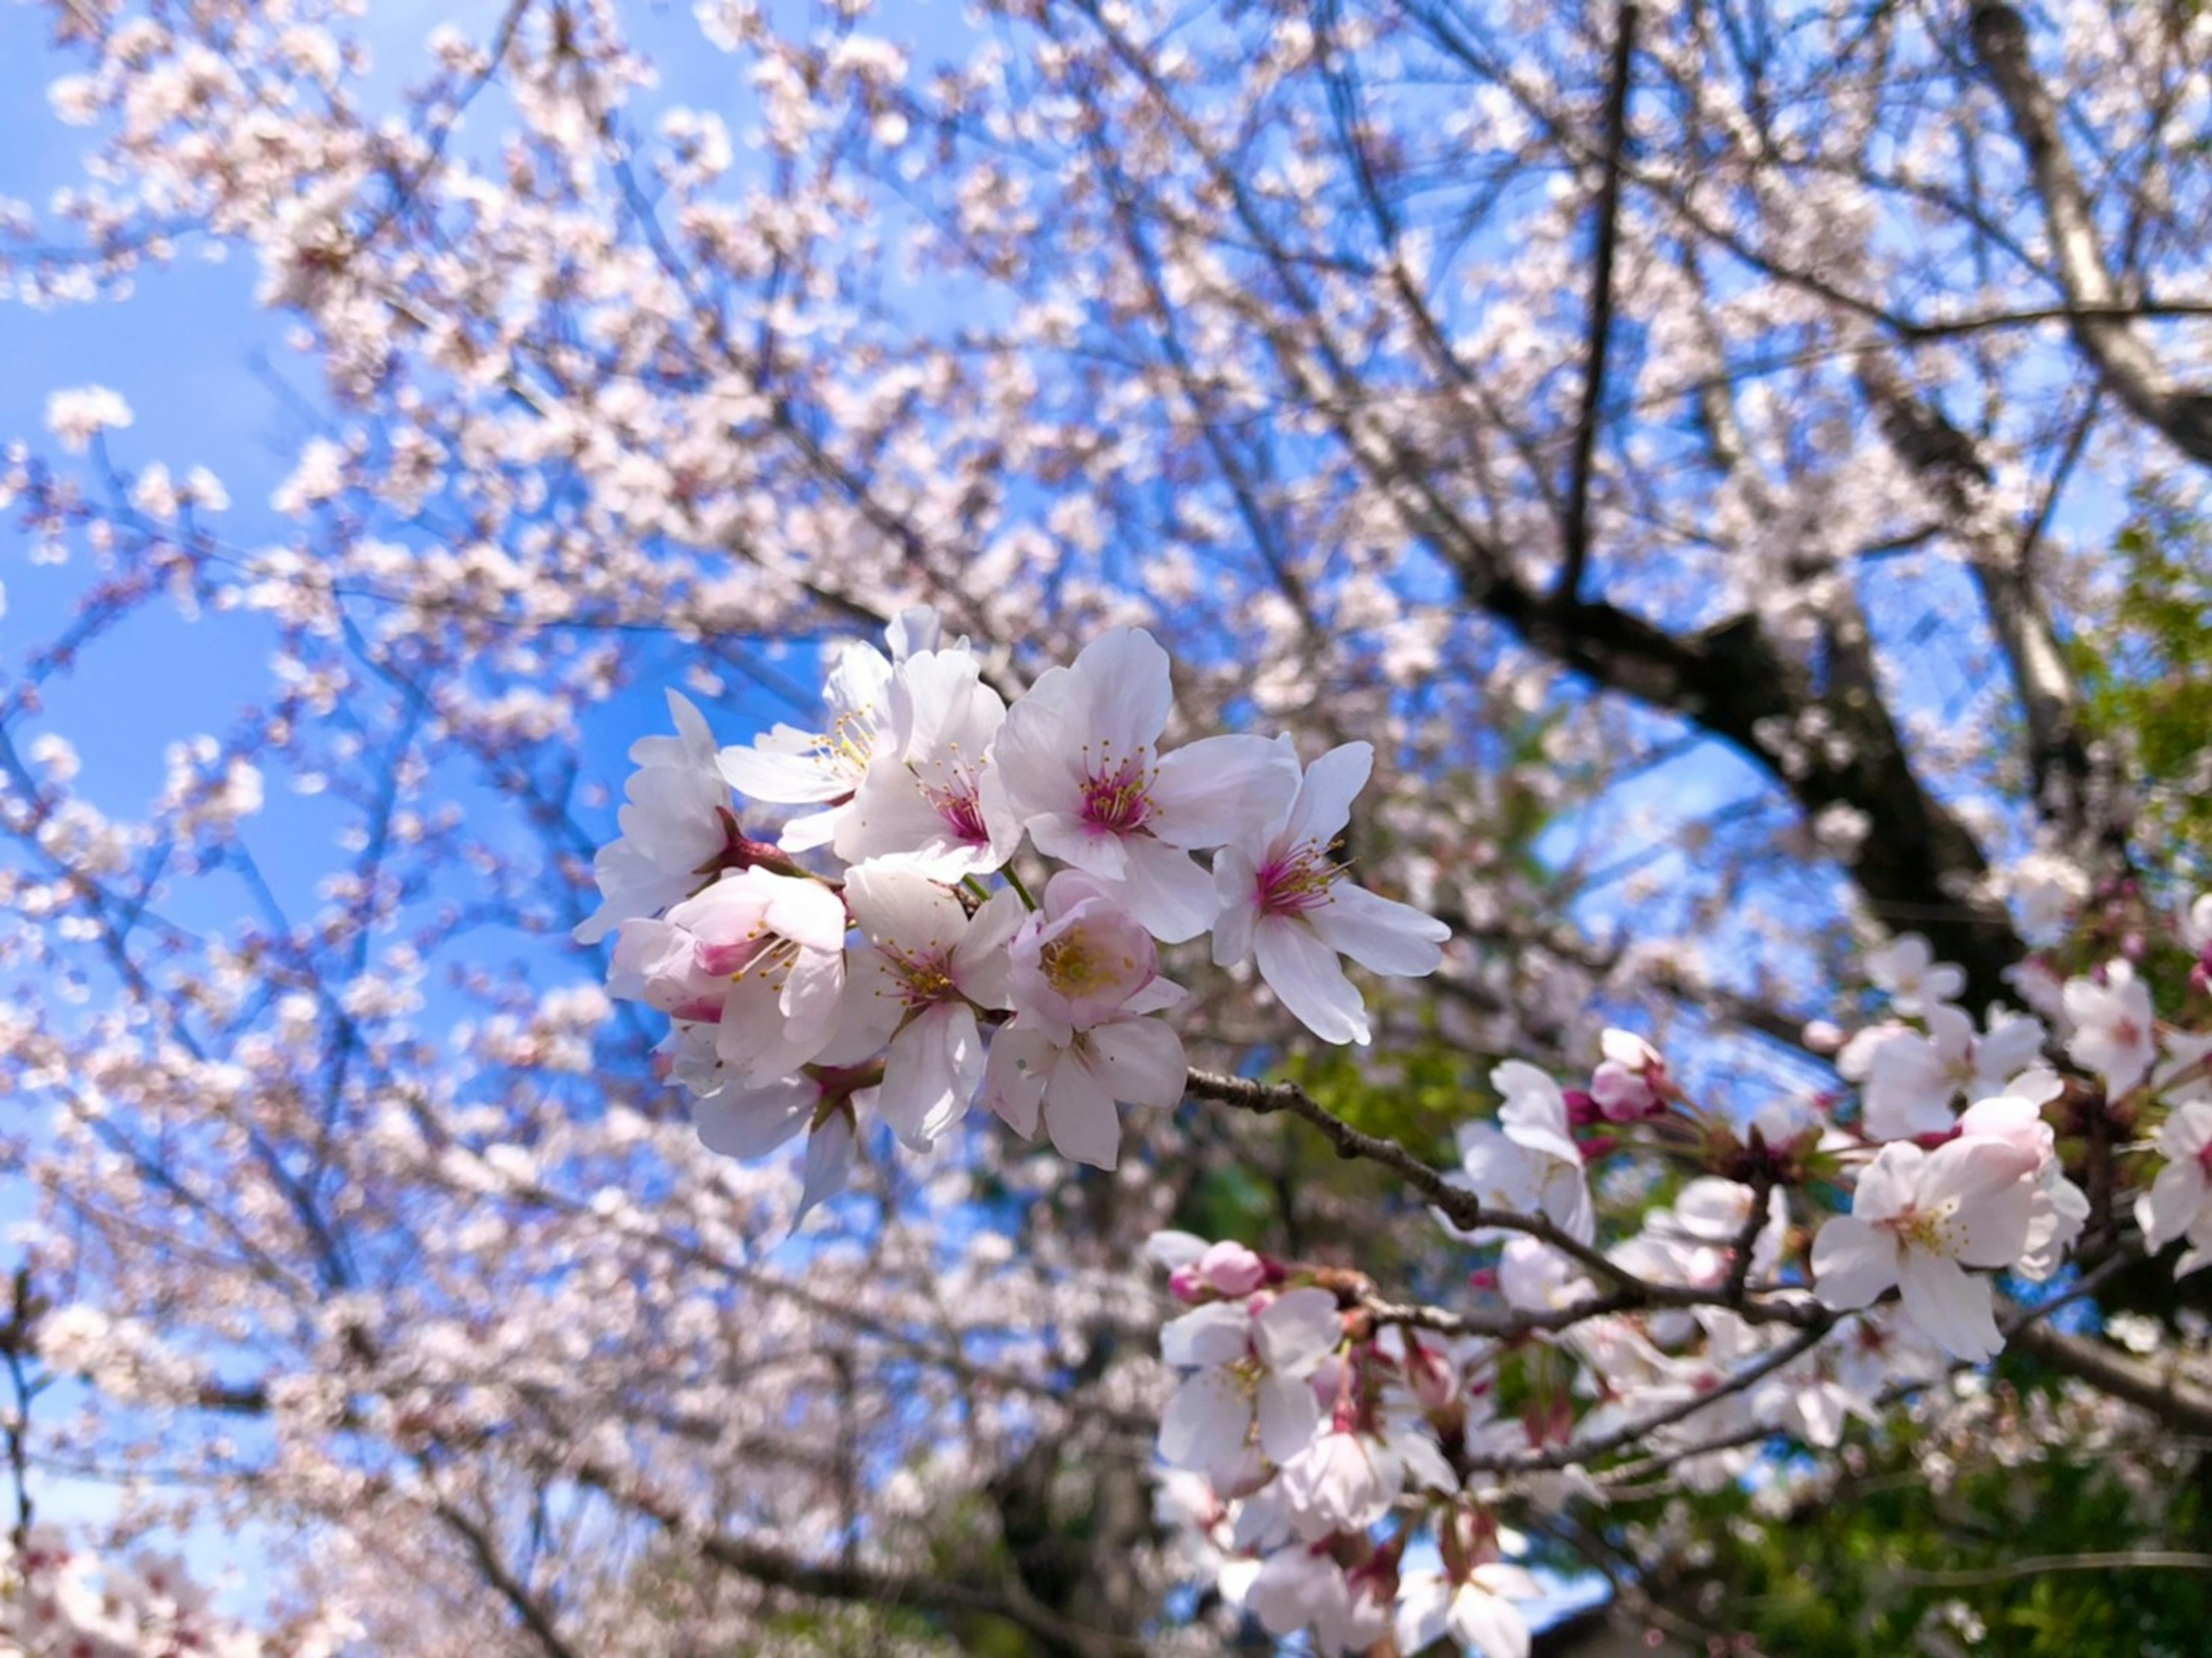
[2008,1321,2212,1437]
[1555,0,1639,605]
[1971,2,2212,466]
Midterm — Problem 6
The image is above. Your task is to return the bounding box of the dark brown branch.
[1555,0,1639,605]
[1970,1,2212,465]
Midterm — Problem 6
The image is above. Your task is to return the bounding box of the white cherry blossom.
[719,608,943,851]
[1156,1284,1342,1477]
[2064,961,2158,1095]
[1865,933,1966,1016]
[992,627,1300,941]
[2136,1099,2212,1277]
[610,867,848,1081]
[1811,1136,2040,1361]
[834,646,1021,879]
[838,862,1023,1148]
[1210,738,1450,1044]
[576,690,734,944]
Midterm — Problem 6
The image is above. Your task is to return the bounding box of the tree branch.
[1970,1,2212,465]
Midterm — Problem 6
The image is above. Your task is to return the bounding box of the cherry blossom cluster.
[0,1526,347,1658]
[1138,895,2212,1654]
[582,611,1448,1215]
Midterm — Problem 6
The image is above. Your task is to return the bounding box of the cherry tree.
[2,0,2210,1652]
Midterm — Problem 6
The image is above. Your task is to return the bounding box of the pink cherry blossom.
[1210,738,1450,1045]
[1811,1136,2041,1360]
[993,627,1300,941]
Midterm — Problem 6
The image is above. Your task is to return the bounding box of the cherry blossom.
[610,867,848,1080]
[1210,738,1450,1044]
[1812,1137,2041,1360]
[1865,934,1967,1016]
[2137,1101,2212,1278]
[718,609,943,852]
[993,627,1300,941]
[838,862,1021,1149]
[833,646,1021,879]
[575,690,740,945]
[1156,1283,1342,1477]
[2064,961,2158,1095]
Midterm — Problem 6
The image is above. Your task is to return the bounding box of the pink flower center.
[1880,1202,1957,1257]
[1080,757,1154,834]
[920,761,991,845]
[1255,841,1343,917]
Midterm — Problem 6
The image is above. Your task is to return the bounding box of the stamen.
[1256,841,1346,917]
[1080,757,1154,834]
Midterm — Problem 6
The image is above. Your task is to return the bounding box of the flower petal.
[1255,917,1368,1044]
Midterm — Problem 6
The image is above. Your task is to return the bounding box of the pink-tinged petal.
[1255,917,1369,1045]
[1308,881,1449,977]
[1115,835,1220,943]
[1210,844,1262,966]
[1028,809,1129,878]
[1493,1061,1582,1166]
[882,606,942,661]
[1393,1574,1454,1657]
[1897,1252,2002,1361]
[2139,1160,2209,1253]
[1122,976,1187,1017]
[2160,1100,2212,1160]
[844,862,963,955]
[1253,1287,1342,1374]
[949,887,1026,1007]
[692,1077,815,1159]
[1850,1141,1925,1224]
[879,1003,979,1150]
[1086,1015,1187,1110]
[1042,1048,1122,1169]
[1281,740,1372,849]
[1921,1133,2040,1212]
[834,765,974,873]
[1071,626,1175,754]
[1149,734,1302,849]
[762,873,851,954]
[1255,1372,1321,1464]
[1810,1216,1899,1310]
[791,1111,855,1232]
[1451,1584,1532,1658]
[719,726,847,803]
[983,1025,1052,1136]
[1944,1171,2039,1270]
[1161,1301,1252,1368]
[1158,1369,1252,1471]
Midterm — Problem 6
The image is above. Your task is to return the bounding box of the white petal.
[1072,626,1174,754]
[844,862,961,955]
[1810,1216,1899,1310]
[1161,1302,1252,1368]
[1308,881,1449,977]
[983,1025,1051,1136]
[1210,845,1262,967]
[692,1077,814,1159]
[1282,741,1371,849]
[791,1111,855,1231]
[1113,836,1219,943]
[1157,1369,1252,1471]
[1149,734,1302,849]
[1450,1584,1532,1658]
[1086,1015,1187,1110]
[1255,918,1368,1044]
[1253,1287,1342,1374]
[1850,1141,1925,1224]
[1255,1372,1321,1463]
[878,1003,980,1150]
[1393,1574,1453,1657]
[1897,1251,2002,1361]
[1041,1048,1122,1168]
